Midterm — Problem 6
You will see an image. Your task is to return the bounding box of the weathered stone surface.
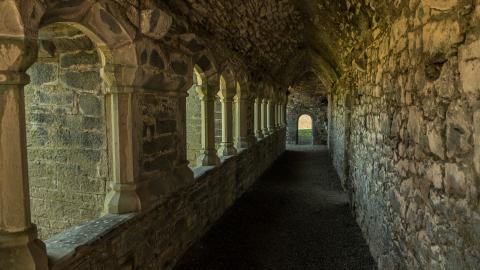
[25,24,108,240]
[60,50,100,68]
[2,1,479,269]
[422,0,458,11]
[459,40,480,103]
[328,2,480,268]
[426,163,443,189]
[444,163,466,196]
[474,111,480,177]
[27,62,57,85]
[141,9,172,40]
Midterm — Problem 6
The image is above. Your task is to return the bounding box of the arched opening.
[25,23,112,239]
[186,66,203,168]
[297,114,313,145]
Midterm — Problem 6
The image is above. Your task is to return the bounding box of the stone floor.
[174,145,376,270]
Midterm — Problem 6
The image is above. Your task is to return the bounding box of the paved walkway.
[174,145,376,270]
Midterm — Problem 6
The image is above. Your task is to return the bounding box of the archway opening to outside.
[25,22,112,239]
[297,114,313,145]
[186,66,203,168]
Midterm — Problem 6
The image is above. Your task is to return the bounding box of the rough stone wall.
[0,1,291,270]
[25,24,109,240]
[329,1,480,269]
[286,91,328,145]
[141,92,178,179]
[186,86,202,166]
[46,131,285,270]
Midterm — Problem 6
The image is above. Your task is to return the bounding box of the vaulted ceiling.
[167,0,383,92]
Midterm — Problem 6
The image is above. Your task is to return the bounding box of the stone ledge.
[42,131,285,269]
[46,213,135,267]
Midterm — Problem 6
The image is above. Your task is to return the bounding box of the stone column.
[275,103,280,129]
[235,91,254,149]
[174,90,194,185]
[261,98,269,137]
[196,85,220,166]
[0,52,49,269]
[279,103,284,128]
[278,103,282,129]
[104,87,148,214]
[218,88,237,157]
[254,96,263,140]
[267,99,275,134]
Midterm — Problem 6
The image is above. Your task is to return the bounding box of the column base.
[104,183,142,214]
[0,226,48,270]
[218,143,237,157]
[262,129,269,137]
[197,150,221,166]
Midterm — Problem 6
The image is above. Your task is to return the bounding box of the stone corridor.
[175,145,376,270]
[1,1,480,269]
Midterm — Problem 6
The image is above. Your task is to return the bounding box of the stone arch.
[296,113,314,145]
[192,51,219,90]
[37,2,139,90]
[23,21,123,239]
[16,2,142,238]
[185,65,209,167]
[219,65,236,95]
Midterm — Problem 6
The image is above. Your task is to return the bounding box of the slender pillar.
[235,90,254,149]
[0,69,49,269]
[280,104,283,127]
[104,87,147,214]
[255,97,263,139]
[196,85,220,166]
[267,99,275,134]
[261,98,269,137]
[218,89,237,156]
[274,103,279,129]
[174,90,194,184]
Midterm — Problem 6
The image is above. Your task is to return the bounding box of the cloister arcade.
[2,0,480,269]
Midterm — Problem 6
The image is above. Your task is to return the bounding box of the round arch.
[297,114,314,145]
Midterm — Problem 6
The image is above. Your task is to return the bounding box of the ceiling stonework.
[167,0,383,92]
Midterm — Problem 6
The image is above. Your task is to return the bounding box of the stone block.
[459,40,480,104]
[28,62,58,85]
[61,70,102,91]
[407,106,424,144]
[52,35,95,52]
[427,121,445,159]
[141,9,172,40]
[422,0,458,11]
[60,50,100,68]
[82,116,104,130]
[474,111,480,177]
[80,131,105,148]
[79,94,103,116]
[426,163,443,189]
[444,163,466,196]
[446,102,472,158]
[422,19,461,55]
